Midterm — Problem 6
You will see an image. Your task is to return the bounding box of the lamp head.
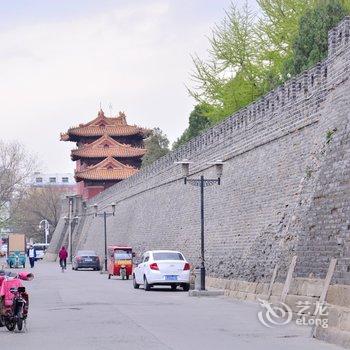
[111,202,116,215]
[174,159,192,177]
[208,160,224,178]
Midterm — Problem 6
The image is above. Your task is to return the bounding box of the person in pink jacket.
[58,247,68,270]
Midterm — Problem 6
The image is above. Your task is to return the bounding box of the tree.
[0,140,36,229]
[173,104,213,149]
[283,0,347,77]
[141,128,170,167]
[257,0,317,76]
[189,2,264,122]
[10,186,64,242]
[187,0,349,126]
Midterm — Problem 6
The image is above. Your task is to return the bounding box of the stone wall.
[50,18,350,285]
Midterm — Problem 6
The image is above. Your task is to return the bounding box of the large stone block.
[340,310,350,332]
[271,283,284,297]
[256,282,269,295]
[285,294,317,314]
[297,278,324,297]
[327,285,350,307]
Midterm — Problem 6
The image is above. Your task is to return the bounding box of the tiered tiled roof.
[75,157,138,181]
[71,134,147,160]
[61,110,148,141]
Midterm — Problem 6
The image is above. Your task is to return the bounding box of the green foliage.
[189,0,316,124]
[284,0,347,77]
[186,0,349,126]
[177,0,349,148]
[326,127,337,143]
[305,166,313,178]
[141,128,170,167]
[173,104,213,149]
[189,3,264,121]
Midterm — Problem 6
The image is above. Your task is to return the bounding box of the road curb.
[188,289,224,297]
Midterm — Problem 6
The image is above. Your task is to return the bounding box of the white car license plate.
[85,258,92,262]
[165,275,178,281]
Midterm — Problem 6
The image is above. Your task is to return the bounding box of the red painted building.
[61,110,148,199]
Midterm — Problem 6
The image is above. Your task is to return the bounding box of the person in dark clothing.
[58,246,68,270]
[27,245,36,268]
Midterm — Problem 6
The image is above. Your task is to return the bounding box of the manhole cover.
[49,307,81,311]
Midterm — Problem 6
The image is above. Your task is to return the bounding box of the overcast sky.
[0,0,258,173]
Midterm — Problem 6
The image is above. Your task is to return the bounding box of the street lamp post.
[39,219,50,245]
[175,160,224,291]
[64,196,79,264]
[63,214,79,264]
[93,203,116,272]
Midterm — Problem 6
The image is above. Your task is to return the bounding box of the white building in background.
[29,172,76,192]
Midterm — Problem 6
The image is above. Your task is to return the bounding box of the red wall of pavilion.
[76,180,105,200]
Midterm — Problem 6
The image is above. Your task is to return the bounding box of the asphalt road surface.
[0,259,342,350]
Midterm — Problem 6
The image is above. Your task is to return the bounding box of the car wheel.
[133,275,140,289]
[108,274,111,279]
[144,276,151,291]
[171,284,177,291]
[126,274,129,280]
[182,283,190,291]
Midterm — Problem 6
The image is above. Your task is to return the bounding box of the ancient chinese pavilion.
[61,110,148,199]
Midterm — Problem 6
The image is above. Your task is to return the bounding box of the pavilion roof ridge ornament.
[61,122,147,141]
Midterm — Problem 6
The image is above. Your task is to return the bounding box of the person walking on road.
[27,245,36,268]
[59,246,68,271]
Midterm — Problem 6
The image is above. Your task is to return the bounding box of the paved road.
[0,260,342,350]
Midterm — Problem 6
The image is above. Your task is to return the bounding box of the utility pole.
[103,211,108,271]
[67,196,73,264]
[93,203,116,272]
[200,175,205,290]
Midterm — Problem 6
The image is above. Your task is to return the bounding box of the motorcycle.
[0,271,33,332]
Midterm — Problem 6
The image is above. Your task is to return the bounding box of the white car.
[133,250,190,291]
[33,243,49,260]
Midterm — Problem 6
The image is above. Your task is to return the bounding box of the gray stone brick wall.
[51,17,350,284]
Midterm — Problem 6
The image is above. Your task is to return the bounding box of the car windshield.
[153,252,184,261]
[114,251,132,260]
[77,250,96,256]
